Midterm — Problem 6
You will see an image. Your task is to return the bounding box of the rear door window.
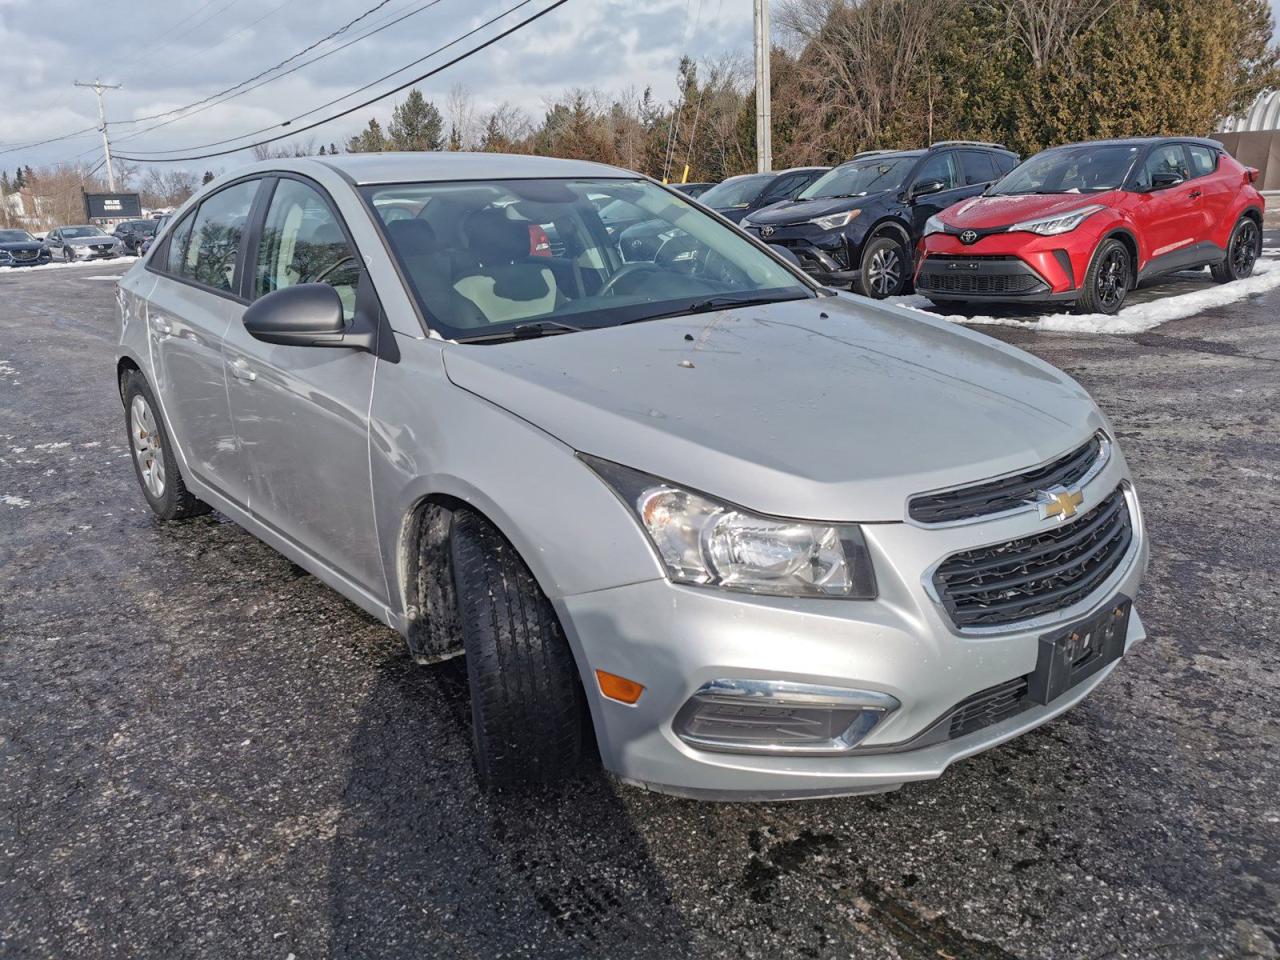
[1186,145,1218,178]
[960,151,998,185]
[184,180,260,292]
[164,214,195,275]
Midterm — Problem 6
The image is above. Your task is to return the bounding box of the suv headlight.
[1009,204,1105,236]
[583,456,876,599]
[923,214,945,236]
[809,209,860,231]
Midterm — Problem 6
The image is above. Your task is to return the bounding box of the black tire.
[854,234,909,299]
[62,247,73,263]
[121,370,210,521]
[449,509,585,790]
[1210,216,1260,283]
[1075,238,1131,315]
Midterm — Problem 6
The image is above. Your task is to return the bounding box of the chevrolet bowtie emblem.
[1036,486,1084,521]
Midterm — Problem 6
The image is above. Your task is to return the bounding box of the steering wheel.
[599,262,665,297]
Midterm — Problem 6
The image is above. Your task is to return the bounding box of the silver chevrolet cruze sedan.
[115,153,1148,801]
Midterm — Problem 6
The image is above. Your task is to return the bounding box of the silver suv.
[115,153,1148,801]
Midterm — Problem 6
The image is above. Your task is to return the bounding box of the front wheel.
[855,235,909,299]
[62,247,73,263]
[1210,217,1260,283]
[1075,238,1131,315]
[450,510,585,790]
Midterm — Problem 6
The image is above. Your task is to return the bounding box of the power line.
[107,0,446,153]
[114,0,570,163]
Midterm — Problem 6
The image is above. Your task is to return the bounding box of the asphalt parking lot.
[2,260,1278,960]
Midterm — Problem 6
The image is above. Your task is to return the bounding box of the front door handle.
[229,358,257,382]
[149,317,172,338]
[1188,189,1202,199]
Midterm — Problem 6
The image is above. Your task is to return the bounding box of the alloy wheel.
[866,246,902,296]
[130,395,166,499]
[1095,247,1128,310]
[1231,221,1259,277]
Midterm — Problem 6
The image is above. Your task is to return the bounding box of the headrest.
[464,208,529,263]
[386,218,439,258]
[306,221,346,248]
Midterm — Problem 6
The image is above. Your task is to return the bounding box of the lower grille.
[949,676,1031,739]
[933,486,1133,629]
[918,271,1042,295]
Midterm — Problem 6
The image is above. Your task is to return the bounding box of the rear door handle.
[229,358,257,382]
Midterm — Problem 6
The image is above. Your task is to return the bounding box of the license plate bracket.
[1028,595,1131,705]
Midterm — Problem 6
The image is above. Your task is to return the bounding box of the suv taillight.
[528,224,552,257]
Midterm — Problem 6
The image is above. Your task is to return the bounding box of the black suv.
[740,142,1019,298]
[112,219,159,255]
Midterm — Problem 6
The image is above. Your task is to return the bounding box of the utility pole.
[74,79,122,191]
[753,0,772,173]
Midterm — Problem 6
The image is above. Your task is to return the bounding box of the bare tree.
[446,83,478,150]
[985,0,1120,71]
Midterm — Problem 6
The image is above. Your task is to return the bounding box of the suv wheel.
[1210,217,1259,283]
[856,235,909,299]
[1076,238,1131,315]
[122,370,210,520]
[449,509,585,789]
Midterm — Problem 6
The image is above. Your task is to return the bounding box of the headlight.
[1009,204,1105,236]
[583,456,877,599]
[923,214,945,236]
[809,209,860,231]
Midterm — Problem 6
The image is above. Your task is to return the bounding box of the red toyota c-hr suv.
[916,137,1264,314]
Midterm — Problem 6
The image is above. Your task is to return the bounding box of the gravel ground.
[1,260,1278,960]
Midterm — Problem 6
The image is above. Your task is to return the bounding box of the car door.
[1184,143,1233,252]
[145,179,261,507]
[1129,143,1203,271]
[221,175,385,598]
[959,150,1000,193]
[45,229,63,257]
[907,151,967,237]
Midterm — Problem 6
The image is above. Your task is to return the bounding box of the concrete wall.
[1218,131,1280,192]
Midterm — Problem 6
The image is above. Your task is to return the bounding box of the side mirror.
[911,178,947,199]
[769,243,803,267]
[243,283,361,349]
[1148,171,1185,190]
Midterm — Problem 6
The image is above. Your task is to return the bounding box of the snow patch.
[33,442,71,451]
[892,259,1280,335]
[83,275,125,282]
[5,256,138,273]
[2,494,32,508]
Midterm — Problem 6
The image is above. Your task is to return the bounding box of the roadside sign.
[84,192,142,220]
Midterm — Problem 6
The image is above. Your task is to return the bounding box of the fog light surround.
[674,679,899,755]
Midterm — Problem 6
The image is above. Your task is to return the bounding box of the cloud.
[0,0,754,175]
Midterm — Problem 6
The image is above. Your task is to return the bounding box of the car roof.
[834,150,924,167]
[312,151,639,185]
[1048,136,1225,150]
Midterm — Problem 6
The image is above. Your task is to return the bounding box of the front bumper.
[556,458,1147,801]
[743,223,860,282]
[917,228,1105,302]
[1,252,51,267]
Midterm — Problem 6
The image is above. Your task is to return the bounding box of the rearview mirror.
[1148,171,1185,190]
[911,178,947,199]
[243,283,355,349]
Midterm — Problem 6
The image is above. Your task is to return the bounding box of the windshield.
[124,220,156,233]
[799,158,912,199]
[62,226,106,238]
[0,230,34,242]
[990,144,1141,195]
[698,174,772,209]
[366,177,812,342]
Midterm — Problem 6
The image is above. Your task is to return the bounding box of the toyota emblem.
[760,225,775,239]
[960,229,979,245]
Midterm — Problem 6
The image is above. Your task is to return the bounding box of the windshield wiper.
[454,320,588,343]
[620,292,808,326]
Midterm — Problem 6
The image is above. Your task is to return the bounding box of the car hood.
[68,237,113,245]
[0,241,42,252]
[943,192,1120,229]
[747,192,890,226]
[441,297,1104,522]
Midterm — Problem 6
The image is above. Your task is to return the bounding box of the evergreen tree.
[388,89,444,151]
[202,171,215,184]
[14,168,25,189]
[346,118,388,153]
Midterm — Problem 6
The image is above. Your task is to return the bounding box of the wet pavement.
[2,261,1278,960]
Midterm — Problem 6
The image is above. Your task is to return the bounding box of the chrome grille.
[932,486,1132,629]
[909,434,1105,524]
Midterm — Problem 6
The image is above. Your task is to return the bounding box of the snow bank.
[891,259,1280,335]
[5,257,138,274]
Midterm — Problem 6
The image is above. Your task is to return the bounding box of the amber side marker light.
[596,669,645,704]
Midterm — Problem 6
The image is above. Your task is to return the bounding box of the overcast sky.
[0,0,751,176]
[1,0,1277,179]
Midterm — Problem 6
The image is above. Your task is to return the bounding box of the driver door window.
[913,153,960,192]
[255,179,360,322]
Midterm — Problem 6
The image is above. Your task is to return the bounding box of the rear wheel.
[855,235,909,299]
[449,509,585,790]
[1075,238,1130,315]
[1210,217,1260,283]
[122,370,209,520]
